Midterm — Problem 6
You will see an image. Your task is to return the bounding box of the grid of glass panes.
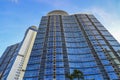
[23,14,120,80]
[44,15,65,80]
[23,16,48,80]
[44,16,55,80]
[62,15,104,80]
[89,14,119,79]
[0,44,19,80]
[77,14,119,79]
[87,14,120,51]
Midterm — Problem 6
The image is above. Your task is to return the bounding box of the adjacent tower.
[0,26,37,80]
[1,10,120,80]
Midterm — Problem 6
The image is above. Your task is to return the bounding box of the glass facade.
[23,11,120,80]
[0,43,20,80]
[1,10,120,80]
[0,26,37,80]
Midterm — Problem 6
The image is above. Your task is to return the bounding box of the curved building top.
[47,10,68,16]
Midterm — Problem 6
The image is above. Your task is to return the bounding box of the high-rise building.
[0,10,120,80]
[0,43,20,79]
[0,26,37,80]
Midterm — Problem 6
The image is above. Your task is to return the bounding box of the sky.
[0,0,120,56]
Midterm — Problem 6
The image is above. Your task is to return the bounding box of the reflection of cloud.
[83,7,120,42]
[10,0,18,3]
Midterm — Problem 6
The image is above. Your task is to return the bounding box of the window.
[84,68,100,74]
[97,52,107,59]
[56,61,64,67]
[97,26,106,30]
[56,32,61,36]
[45,69,53,75]
[83,61,97,67]
[113,46,120,51]
[31,49,42,56]
[100,30,111,36]
[88,36,95,40]
[44,75,53,80]
[108,72,118,80]
[102,45,110,51]
[24,77,39,80]
[87,15,95,19]
[24,70,39,77]
[84,22,92,26]
[56,41,62,47]
[56,48,63,53]
[92,30,99,35]
[56,75,65,80]
[82,18,89,22]
[56,37,62,41]
[101,60,110,65]
[77,14,87,18]
[104,66,114,72]
[95,35,103,39]
[94,22,103,26]
[26,64,40,70]
[91,40,99,45]
[91,18,99,22]
[88,25,96,30]
[86,30,93,35]
[108,40,119,46]
[29,57,41,64]
[56,54,63,61]
[98,40,106,45]
[56,68,64,74]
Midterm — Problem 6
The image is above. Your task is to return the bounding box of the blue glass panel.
[97,26,106,30]
[24,70,39,77]
[26,64,40,70]
[56,75,65,80]
[85,74,104,80]
[47,48,54,53]
[56,42,62,47]
[95,35,103,39]
[82,61,97,67]
[56,37,62,41]
[29,57,40,64]
[104,36,115,40]
[97,52,106,59]
[67,47,91,54]
[104,66,114,72]
[45,69,53,75]
[101,60,110,65]
[24,77,39,80]
[113,46,120,51]
[69,62,83,68]
[56,54,63,60]
[98,40,106,45]
[108,72,118,79]
[94,22,103,26]
[83,68,100,74]
[101,45,111,51]
[108,40,119,46]
[56,61,64,67]
[100,30,111,36]
[56,68,64,74]
[44,75,53,80]
[56,48,63,53]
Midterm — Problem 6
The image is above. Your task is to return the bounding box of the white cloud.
[10,0,18,3]
[36,0,72,9]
